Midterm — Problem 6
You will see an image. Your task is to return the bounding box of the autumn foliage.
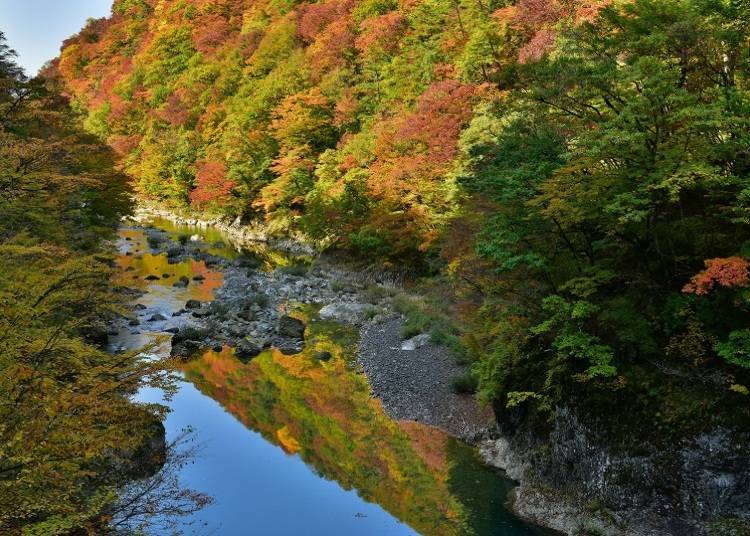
[683,257,750,296]
[190,160,236,208]
[52,0,750,429]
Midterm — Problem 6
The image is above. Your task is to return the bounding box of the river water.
[109,216,547,536]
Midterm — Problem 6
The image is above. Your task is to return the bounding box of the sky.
[0,1,114,75]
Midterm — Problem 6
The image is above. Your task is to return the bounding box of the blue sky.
[0,1,113,75]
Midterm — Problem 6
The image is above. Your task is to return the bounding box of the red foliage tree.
[683,257,750,295]
[518,29,557,63]
[495,0,610,63]
[190,160,236,208]
[109,134,143,156]
[159,89,191,126]
[367,80,477,250]
[192,14,232,54]
[297,1,339,42]
[355,12,406,57]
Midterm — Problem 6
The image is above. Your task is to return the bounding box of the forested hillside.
[51,2,750,531]
[56,0,750,434]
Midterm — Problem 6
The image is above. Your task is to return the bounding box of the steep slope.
[55,0,606,257]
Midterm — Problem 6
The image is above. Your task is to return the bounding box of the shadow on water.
[114,218,549,536]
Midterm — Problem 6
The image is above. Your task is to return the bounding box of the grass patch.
[279,262,309,276]
[362,305,380,321]
[364,284,398,303]
[392,293,469,361]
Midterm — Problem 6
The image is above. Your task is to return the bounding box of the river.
[108,215,548,536]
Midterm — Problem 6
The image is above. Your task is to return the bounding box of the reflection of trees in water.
[182,319,479,536]
[109,428,213,535]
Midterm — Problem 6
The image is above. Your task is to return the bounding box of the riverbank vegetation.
[0,34,207,534]
[55,0,750,477]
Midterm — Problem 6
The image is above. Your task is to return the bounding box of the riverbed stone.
[277,315,305,339]
[401,333,431,351]
[185,299,203,309]
[235,340,261,362]
[319,302,369,324]
[149,313,168,322]
[166,246,182,258]
[314,351,332,362]
[173,276,190,288]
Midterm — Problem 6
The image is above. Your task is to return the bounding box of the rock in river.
[314,351,332,362]
[235,340,261,362]
[319,302,370,324]
[277,315,305,339]
[173,275,190,288]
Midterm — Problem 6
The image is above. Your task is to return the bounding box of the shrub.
[451,373,478,394]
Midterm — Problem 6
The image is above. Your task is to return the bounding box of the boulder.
[169,327,209,360]
[278,344,302,355]
[144,274,160,281]
[319,302,370,324]
[173,276,190,288]
[148,313,168,322]
[237,307,256,322]
[235,340,261,363]
[314,351,332,362]
[277,315,305,339]
[401,333,431,351]
[172,327,209,345]
[191,308,212,319]
[170,340,200,360]
[185,299,203,309]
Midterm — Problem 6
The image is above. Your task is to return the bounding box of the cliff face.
[482,408,750,536]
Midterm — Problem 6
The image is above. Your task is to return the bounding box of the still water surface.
[111,218,547,535]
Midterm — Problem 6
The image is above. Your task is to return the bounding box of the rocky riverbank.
[115,208,750,536]
[358,317,497,442]
[118,208,495,444]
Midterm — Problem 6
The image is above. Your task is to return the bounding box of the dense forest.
[2,0,750,532]
[56,0,750,437]
[0,34,206,534]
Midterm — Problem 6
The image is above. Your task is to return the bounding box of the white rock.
[319,302,369,323]
[400,333,431,351]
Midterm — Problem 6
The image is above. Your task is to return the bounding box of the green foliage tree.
[0,31,206,534]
